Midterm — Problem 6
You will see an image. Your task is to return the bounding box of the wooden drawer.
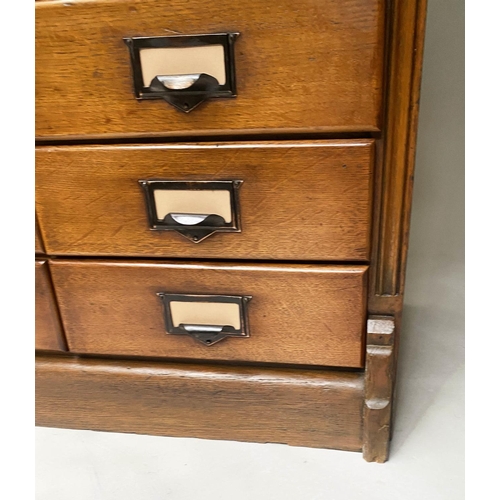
[50,260,368,368]
[36,141,374,261]
[35,260,66,352]
[35,0,384,139]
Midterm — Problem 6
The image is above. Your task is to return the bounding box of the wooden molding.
[36,354,365,451]
[363,315,395,462]
[369,0,428,314]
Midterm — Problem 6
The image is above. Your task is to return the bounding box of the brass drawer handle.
[139,180,243,243]
[158,293,252,346]
[124,33,239,113]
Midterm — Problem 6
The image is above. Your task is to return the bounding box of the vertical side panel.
[369,0,428,314]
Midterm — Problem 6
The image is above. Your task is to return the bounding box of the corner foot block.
[363,316,395,463]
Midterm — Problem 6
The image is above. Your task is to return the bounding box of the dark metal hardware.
[139,180,243,243]
[124,33,239,112]
[158,293,252,346]
[149,73,219,112]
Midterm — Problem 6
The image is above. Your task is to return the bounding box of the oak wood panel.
[35,0,384,139]
[50,260,368,368]
[36,141,374,261]
[369,0,428,315]
[36,354,364,451]
[35,260,67,352]
[35,217,45,254]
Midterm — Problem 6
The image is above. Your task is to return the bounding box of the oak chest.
[35,0,427,462]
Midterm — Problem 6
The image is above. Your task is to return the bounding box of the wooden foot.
[363,316,395,463]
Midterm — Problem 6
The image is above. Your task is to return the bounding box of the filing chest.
[35,0,427,462]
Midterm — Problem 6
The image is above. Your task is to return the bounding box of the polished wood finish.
[34,0,428,462]
[36,141,374,261]
[35,217,45,254]
[35,0,384,139]
[50,259,368,368]
[36,354,364,451]
[35,260,67,352]
[363,316,395,463]
[369,0,428,315]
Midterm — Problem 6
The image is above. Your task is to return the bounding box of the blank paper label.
[170,301,241,329]
[153,189,232,223]
[140,45,226,87]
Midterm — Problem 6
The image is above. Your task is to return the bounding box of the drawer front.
[35,260,66,352]
[35,0,384,139]
[50,260,368,368]
[36,141,373,261]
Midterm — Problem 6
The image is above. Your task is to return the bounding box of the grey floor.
[36,1,464,498]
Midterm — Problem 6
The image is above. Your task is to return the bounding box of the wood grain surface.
[36,354,364,451]
[369,0,428,315]
[50,259,368,368]
[35,0,384,139]
[35,217,45,254]
[35,260,67,352]
[364,3,427,462]
[36,141,374,261]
